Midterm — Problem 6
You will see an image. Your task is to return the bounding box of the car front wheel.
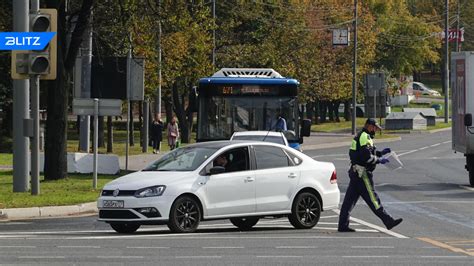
[168,196,201,233]
[288,192,321,229]
[230,217,259,230]
[110,223,140,234]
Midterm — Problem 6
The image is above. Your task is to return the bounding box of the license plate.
[103,200,124,208]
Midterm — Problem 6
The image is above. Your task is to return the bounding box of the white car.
[411,82,441,97]
[231,131,288,145]
[97,141,340,233]
[231,131,303,152]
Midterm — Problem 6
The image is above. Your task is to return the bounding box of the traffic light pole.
[12,0,30,193]
[30,0,40,195]
[31,75,40,195]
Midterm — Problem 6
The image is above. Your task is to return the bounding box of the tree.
[43,0,93,180]
[0,2,13,151]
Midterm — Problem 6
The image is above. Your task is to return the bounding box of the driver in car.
[213,154,229,171]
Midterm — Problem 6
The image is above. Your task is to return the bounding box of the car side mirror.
[465,113,472,127]
[209,166,225,175]
[300,119,311,137]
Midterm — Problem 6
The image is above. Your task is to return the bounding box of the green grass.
[310,118,399,139]
[427,121,452,130]
[0,170,123,208]
[310,118,368,133]
[0,154,12,166]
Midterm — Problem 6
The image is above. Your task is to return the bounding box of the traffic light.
[11,9,57,80]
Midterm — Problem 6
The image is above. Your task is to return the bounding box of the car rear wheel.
[288,192,321,229]
[230,217,259,230]
[168,196,201,233]
[110,223,140,234]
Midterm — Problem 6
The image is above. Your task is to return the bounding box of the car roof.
[231,131,284,137]
[182,140,284,149]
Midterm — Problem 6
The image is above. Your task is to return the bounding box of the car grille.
[99,210,139,219]
[101,190,136,196]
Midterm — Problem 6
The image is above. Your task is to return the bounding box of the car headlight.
[134,185,166,198]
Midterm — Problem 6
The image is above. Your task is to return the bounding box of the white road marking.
[57,245,100,249]
[398,141,451,157]
[351,246,394,249]
[320,215,338,219]
[202,246,244,249]
[460,185,474,191]
[18,256,66,259]
[383,200,473,204]
[176,256,222,259]
[342,256,389,258]
[419,256,468,258]
[332,210,408,239]
[276,246,317,249]
[126,246,170,249]
[97,256,144,259]
[0,246,36,248]
[257,255,302,258]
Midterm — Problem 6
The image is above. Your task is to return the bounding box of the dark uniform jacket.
[349,128,382,172]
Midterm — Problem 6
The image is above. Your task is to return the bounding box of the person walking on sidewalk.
[150,113,164,154]
[167,116,180,150]
[338,118,403,232]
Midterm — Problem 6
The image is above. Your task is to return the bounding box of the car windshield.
[142,147,218,171]
[232,135,285,145]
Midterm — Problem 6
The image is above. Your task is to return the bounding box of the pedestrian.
[338,118,403,232]
[150,113,164,154]
[167,116,180,150]
[275,113,287,131]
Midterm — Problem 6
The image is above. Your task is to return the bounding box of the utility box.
[385,112,426,130]
[403,108,437,126]
[451,52,474,186]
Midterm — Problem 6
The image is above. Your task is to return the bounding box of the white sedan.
[97,141,340,233]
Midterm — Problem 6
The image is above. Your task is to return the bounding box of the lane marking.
[460,185,474,191]
[0,246,35,248]
[320,215,338,219]
[176,256,222,259]
[276,246,317,249]
[419,256,469,258]
[257,255,302,258]
[332,210,408,239]
[97,256,144,259]
[18,256,65,259]
[57,245,100,249]
[398,141,451,157]
[126,246,169,249]
[351,246,394,249]
[202,247,244,249]
[418,238,474,256]
[342,256,389,258]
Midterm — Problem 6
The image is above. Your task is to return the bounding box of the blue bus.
[196,68,311,146]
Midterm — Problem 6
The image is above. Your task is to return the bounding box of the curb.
[0,202,97,221]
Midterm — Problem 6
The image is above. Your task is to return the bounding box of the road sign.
[72,98,122,116]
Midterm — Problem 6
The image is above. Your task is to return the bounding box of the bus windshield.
[197,96,297,141]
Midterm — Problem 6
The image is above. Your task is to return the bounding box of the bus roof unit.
[212,68,283,78]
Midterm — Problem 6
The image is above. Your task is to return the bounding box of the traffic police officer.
[338,118,403,232]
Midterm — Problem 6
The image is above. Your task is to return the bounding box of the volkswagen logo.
[112,189,120,197]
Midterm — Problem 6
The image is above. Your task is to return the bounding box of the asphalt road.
[0,130,472,265]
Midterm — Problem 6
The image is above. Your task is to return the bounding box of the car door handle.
[244,177,255,183]
[288,173,297,178]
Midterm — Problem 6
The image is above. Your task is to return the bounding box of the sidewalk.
[1,132,401,221]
